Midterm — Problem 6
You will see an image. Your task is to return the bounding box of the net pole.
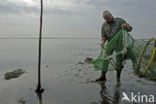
[142,38,156,76]
[35,0,44,94]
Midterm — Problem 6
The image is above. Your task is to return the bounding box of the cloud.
[0,0,104,15]
[0,0,39,14]
[1,0,156,16]
[0,0,156,38]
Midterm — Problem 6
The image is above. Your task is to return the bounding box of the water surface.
[0,39,155,104]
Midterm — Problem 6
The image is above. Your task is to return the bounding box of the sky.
[0,0,156,39]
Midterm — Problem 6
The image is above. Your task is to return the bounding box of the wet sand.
[0,39,155,104]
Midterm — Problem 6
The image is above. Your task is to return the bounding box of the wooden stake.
[35,0,44,94]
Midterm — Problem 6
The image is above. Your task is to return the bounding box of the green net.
[92,29,156,80]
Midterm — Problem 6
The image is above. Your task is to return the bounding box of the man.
[96,10,133,85]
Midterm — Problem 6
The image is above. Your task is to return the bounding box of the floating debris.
[17,97,26,104]
[85,57,93,63]
[4,69,25,80]
[78,69,82,71]
[78,62,84,64]
[45,65,49,68]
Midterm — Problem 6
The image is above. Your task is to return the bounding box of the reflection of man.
[96,10,133,85]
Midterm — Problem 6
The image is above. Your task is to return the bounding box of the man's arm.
[101,23,107,46]
[120,18,132,32]
[121,23,132,32]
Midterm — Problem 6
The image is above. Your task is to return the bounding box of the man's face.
[103,15,112,23]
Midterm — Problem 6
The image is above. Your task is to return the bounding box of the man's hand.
[121,23,131,31]
[101,39,105,46]
[121,23,127,28]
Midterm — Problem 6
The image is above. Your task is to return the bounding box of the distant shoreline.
[0,37,150,40]
[0,37,98,39]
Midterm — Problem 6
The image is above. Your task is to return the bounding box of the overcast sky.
[0,0,156,39]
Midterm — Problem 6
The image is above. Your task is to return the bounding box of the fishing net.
[92,29,156,80]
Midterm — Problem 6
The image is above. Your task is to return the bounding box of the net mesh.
[92,29,156,80]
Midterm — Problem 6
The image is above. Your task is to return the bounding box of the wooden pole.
[35,0,44,94]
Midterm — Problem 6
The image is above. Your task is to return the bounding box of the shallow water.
[0,39,156,104]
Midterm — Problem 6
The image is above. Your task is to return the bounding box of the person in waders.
[95,10,133,85]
